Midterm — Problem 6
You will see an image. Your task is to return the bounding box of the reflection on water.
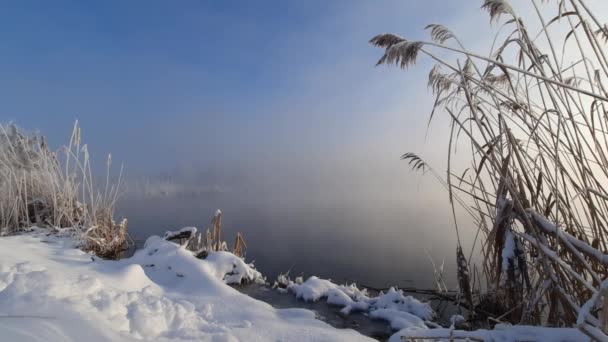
[117,186,458,289]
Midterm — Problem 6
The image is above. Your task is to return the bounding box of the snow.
[449,314,465,328]
[501,230,515,273]
[529,209,608,264]
[369,309,426,330]
[391,324,588,341]
[203,251,264,285]
[0,229,373,341]
[370,287,434,320]
[163,227,197,239]
[282,275,434,329]
[578,277,608,340]
[289,276,330,301]
[0,228,594,342]
[273,268,589,341]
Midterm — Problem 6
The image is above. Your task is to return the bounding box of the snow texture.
[163,226,198,239]
[501,230,515,273]
[0,228,592,342]
[0,229,372,341]
[277,270,588,342]
[284,276,434,330]
[391,324,588,341]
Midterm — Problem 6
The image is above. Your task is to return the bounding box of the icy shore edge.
[0,228,589,341]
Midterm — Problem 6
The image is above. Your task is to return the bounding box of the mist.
[116,148,459,287]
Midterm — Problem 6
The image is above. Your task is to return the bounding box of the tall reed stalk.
[0,121,127,258]
[372,0,608,337]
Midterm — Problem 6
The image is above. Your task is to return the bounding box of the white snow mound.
[389,324,588,342]
[286,276,433,329]
[0,229,373,341]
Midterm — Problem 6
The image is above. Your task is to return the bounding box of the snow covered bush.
[0,122,126,258]
[372,0,608,339]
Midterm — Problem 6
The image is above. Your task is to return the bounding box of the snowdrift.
[0,229,591,341]
[281,276,433,331]
[0,229,372,341]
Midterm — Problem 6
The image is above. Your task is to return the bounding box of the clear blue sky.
[0,0,468,174]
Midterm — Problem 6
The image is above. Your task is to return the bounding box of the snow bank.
[0,229,590,342]
[278,276,587,341]
[280,275,434,330]
[390,324,588,342]
[136,235,263,287]
[0,229,372,341]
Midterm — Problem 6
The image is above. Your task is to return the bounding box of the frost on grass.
[0,122,127,259]
[0,230,371,341]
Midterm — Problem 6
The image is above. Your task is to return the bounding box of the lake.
[118,180,460,290]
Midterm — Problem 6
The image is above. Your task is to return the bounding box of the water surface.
[118,184,459,289]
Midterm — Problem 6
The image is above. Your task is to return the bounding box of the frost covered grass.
[0,122,126,258]
[372,0,608,339]
[0,228,372,341]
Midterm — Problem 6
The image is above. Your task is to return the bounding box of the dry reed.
[0,121,128,258]
[187,210,248,258]
[372,0,608,337]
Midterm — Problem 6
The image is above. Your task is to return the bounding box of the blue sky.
[0,1,469,174]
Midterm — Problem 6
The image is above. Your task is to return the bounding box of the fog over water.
[117,157,463,289]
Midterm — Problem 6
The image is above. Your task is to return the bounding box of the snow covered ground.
[0,229,592,341]
[272,276,589,341]
[0,229,372,341]
[386,324,588,342]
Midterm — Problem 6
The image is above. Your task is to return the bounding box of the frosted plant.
[372,0,608,336]
[0,122,127,258]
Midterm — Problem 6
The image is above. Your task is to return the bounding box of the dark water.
[238,284,394,340]
[118,190,459,290]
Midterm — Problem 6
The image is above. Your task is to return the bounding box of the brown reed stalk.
[212,210,222,252]
[372,0,608,335]
[232,232,247,257]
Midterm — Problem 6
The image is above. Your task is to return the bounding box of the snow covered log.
[163,227,197,246]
